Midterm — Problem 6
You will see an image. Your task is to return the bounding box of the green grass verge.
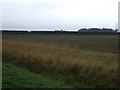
[2,63,71,88]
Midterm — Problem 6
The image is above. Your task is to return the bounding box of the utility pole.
[116,22,118,30]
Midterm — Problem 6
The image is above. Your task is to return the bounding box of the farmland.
[2,32,119,88]
[3,33,118,53]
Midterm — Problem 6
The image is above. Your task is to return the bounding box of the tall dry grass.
[3,39,118,87]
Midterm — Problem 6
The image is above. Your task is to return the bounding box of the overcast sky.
[1,0,119,31]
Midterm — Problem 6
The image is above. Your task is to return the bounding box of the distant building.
[28,30,31,32]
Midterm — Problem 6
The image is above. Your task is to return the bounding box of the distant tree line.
[2,28,118,35]
[78,28,118,34]
[78,28,118,32]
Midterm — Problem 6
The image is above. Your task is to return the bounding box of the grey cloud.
[2,1,118,30]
